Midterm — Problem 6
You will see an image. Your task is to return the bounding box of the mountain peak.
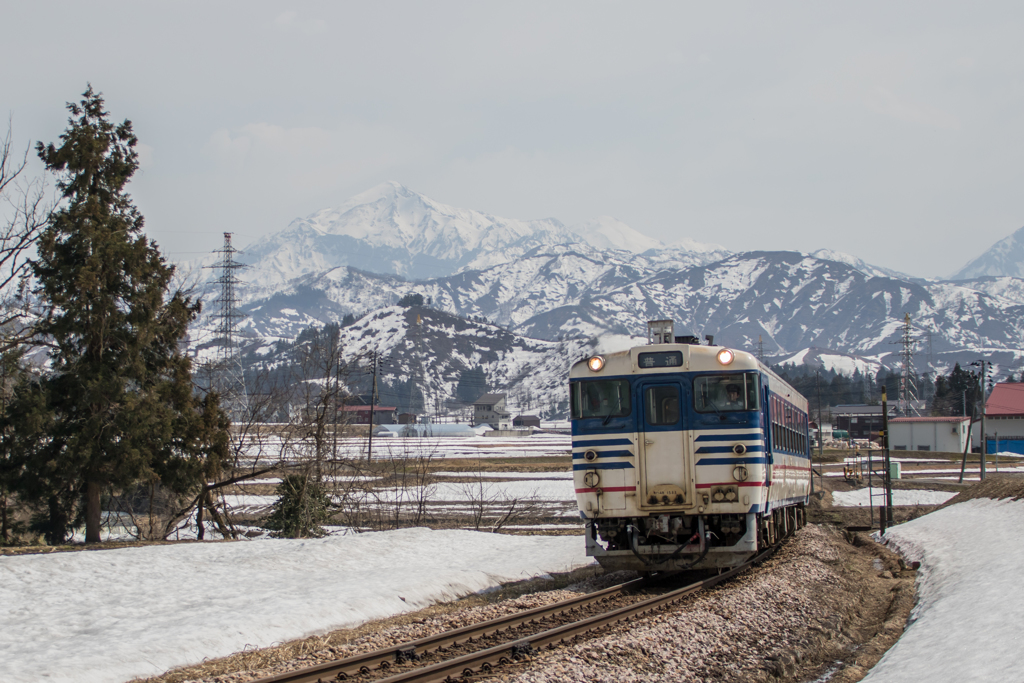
[568,216,663,253]
[342,180,413,207]
[951,225,1024,280]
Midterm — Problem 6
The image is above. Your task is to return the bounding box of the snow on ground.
[384,479,574,503]
[864,498,1024,681]
[433,471,573,480]
[824,465,1024,478]
[0,528,593,683]
[831,488,958,507]
[236,435,573,463]
[222,479,575,516]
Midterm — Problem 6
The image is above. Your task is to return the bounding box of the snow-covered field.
[0,529,592,683]
[831,488,958,507]
[236,434,573,464]
[865,497,1024,682]
[221,476,578,518]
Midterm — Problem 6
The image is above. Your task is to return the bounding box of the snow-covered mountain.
[235,182,725,288]
[238,181,578,286]
[951,225,1024,279]
[567,216,664,253]
[810,249,916,282]
[186,184,1024,409]
[197,246,1024,383]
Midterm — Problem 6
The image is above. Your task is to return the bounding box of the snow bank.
[0,528,592,683]
[865,498,1024,681]
[831,488,957,507]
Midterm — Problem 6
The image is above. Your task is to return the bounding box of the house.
[889,416,971,454]
[513,415,541,428]
[473,393,511,428]
[978,382,1024,455]
[831,405,898,440]
[341,404,397,425]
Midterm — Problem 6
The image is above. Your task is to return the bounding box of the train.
[570,320,812,572]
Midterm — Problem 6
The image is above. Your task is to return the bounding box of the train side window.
[645,385,680,425]
[694,373,760,412]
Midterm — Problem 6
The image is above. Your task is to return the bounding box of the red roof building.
[981,383,1024,453]
[985,383,1024,417]
[341,404,397,425]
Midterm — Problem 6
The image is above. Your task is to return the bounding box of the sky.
[3,2,1024,278]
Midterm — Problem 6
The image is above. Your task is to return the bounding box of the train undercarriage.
[586,505,806,572]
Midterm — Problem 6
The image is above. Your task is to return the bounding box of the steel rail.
[252,575,648,683]
[372,545,777,683]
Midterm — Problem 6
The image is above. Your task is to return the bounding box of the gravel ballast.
[492,524,915,683]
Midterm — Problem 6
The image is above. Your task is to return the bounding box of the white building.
[889,416,971,454]
[472,393,511,429]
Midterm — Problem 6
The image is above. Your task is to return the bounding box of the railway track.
[252,546,777,683]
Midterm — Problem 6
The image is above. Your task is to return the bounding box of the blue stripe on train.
[694,432,763,441]
[571,449,633,460]
[697,457,767,466]
[695,445,765,454]
[571,438,634,447]
[572,461,635,471]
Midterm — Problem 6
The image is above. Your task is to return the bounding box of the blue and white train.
[570,321,811,572]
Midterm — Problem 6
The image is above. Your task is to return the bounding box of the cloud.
[200,120,430,199]
[273,11,328,35]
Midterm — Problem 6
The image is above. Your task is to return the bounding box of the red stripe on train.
[574,486,636,494]
[695,482,766,488]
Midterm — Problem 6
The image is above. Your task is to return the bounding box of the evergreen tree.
[2,86,228,543]
[263,473,330,538]
[455,366,488,404]
[397,292,424,307]
[931,363,977,417]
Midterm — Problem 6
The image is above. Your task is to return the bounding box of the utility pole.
[880,386,893,534]
[980,363,987,481]
[366,350,387,462]
[814,370,824,493]
[971,360,989,481]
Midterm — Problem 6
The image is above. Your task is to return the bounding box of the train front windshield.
[571,379,631,420]
[694,373,760,412]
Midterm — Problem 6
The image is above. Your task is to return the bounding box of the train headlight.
[587,355,605,372]
[716,348,735,366]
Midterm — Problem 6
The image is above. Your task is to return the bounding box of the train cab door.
[637,381,694,510]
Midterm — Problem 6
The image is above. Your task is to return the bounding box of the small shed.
[513,415,541,428]
[889,416,971,454]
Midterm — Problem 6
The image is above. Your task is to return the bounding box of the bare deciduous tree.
[0,119,50,335]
